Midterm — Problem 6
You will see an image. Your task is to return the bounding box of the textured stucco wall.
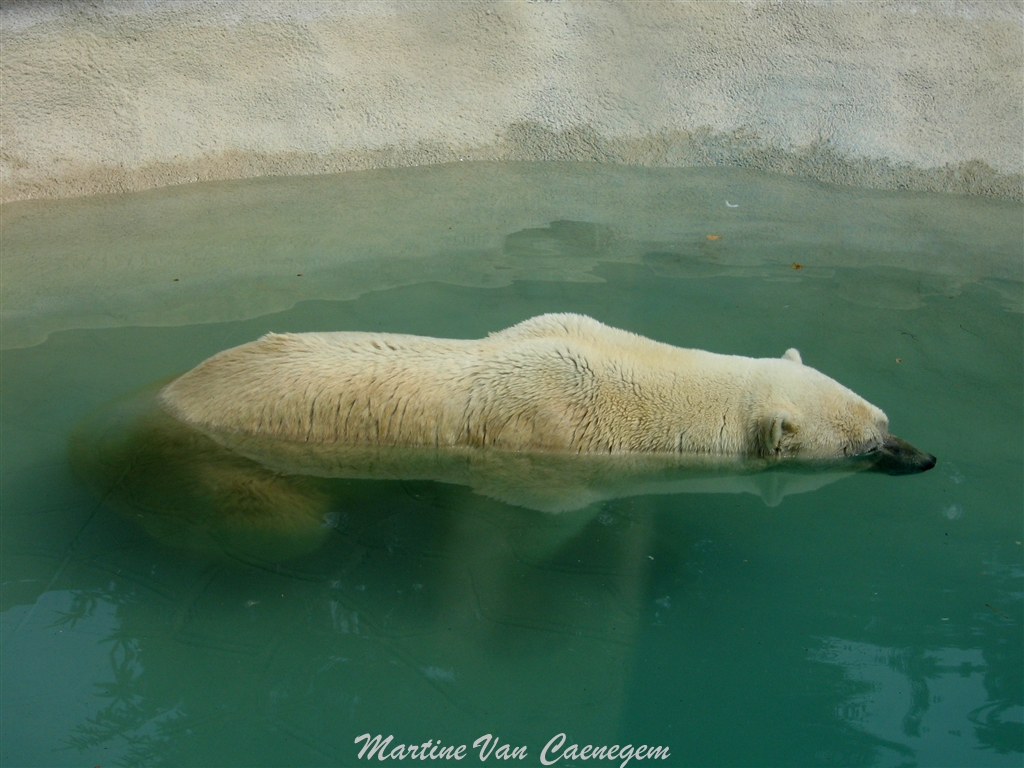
[1,0,1022,202]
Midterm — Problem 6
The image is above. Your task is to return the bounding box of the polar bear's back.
[160,314,759,453]
[159,319,625,450]
[160,330,483,445]
[491,313,669,358]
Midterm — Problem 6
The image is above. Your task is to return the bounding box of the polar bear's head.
[753,349,935,474]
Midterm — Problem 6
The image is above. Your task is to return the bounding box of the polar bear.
[159,313,934,473]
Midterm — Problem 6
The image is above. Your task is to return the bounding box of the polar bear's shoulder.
[487,313,602,340]
[488,313,654,349]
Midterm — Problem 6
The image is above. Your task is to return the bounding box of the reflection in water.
[59,595,186,764]
[68,383,885,562]
[811,638,1023,765]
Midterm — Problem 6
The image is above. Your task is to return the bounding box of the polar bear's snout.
[869,434,937,475]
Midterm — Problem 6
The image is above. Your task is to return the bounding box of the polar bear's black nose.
[871,435,936,475]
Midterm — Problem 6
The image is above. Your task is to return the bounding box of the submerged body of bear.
[159,313,934,471]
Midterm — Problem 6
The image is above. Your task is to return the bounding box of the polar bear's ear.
[760,410,797,456]
[782,348,802,364]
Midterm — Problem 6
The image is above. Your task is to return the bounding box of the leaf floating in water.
[706,234,721,241]
[792,263,803,270]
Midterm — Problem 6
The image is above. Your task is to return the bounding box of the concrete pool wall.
[2,0,1022,203]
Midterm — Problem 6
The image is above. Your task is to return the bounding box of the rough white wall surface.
[2,0,1022,201]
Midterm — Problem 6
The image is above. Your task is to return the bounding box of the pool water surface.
[1,164,1021,767]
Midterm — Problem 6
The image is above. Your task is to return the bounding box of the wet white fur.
[160,313,890,458]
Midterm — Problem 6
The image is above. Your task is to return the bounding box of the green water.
[1,164,1021,767]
